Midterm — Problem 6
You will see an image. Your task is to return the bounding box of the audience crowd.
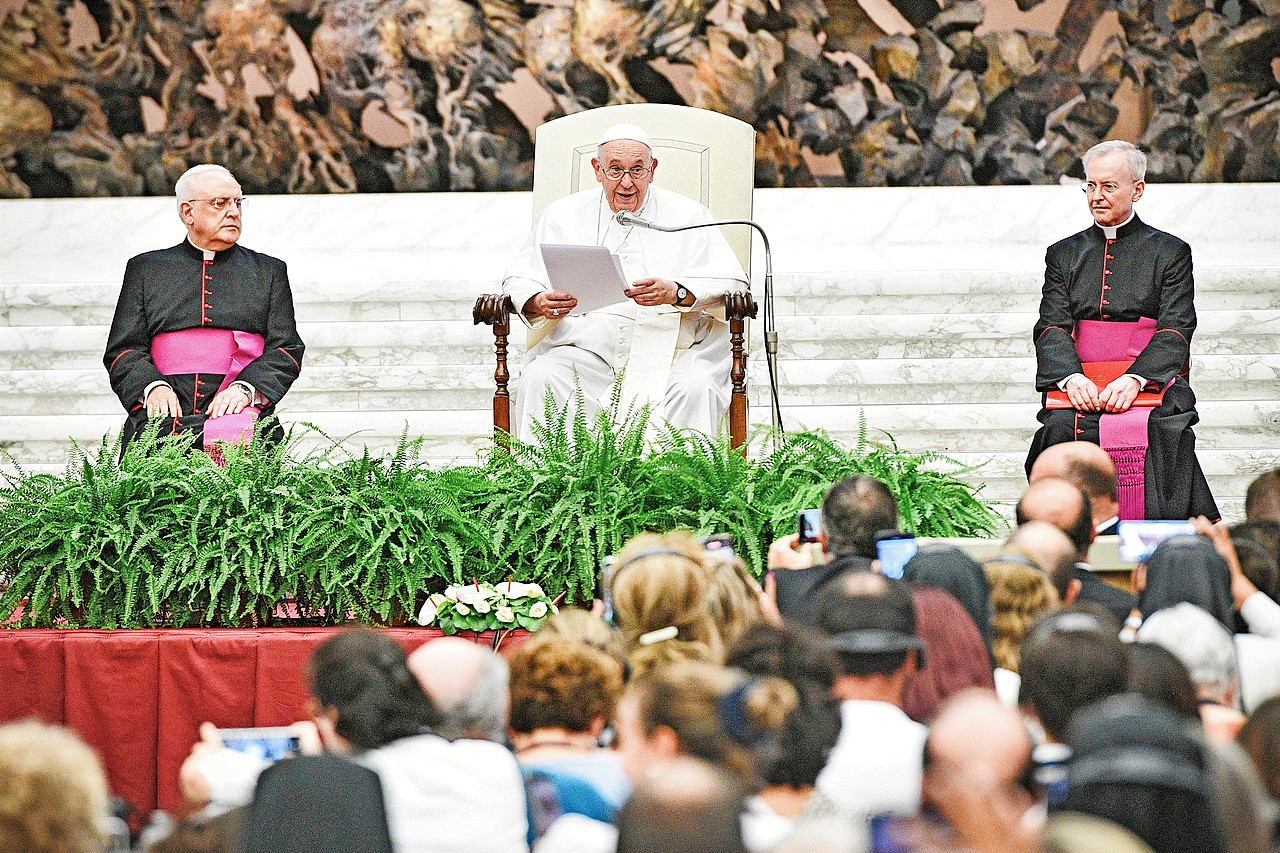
[10,458,1280,853]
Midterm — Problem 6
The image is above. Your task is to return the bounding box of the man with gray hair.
[1026,139,1216,521]
[1137,602,1243,739]
[501,123,747,441]
[104,164,304,450]
[407,636,510,741]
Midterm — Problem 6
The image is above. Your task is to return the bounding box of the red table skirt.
[0,627,526,815]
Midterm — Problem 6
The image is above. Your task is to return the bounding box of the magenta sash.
[1072,318,1157,520]
[151,329,264,451]
[1074,317,1157,362]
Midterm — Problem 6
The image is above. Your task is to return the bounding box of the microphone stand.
[615,211,784,440]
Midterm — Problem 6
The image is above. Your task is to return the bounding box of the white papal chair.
[473,104,758,448]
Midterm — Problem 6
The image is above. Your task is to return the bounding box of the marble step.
[769,401,1280,452]
[0,410,496,467]
[14,352,1280,416]
[765,309,1280,361]
[10,399,1280,457]
[0,280,486,327]
[4,406,1270,472]
[0,367,497,415]
[7,306,1278,371]
[4,265,1278,326]
[0,321,504,370]
[773,266,1280,312]
[751,355,1280,406]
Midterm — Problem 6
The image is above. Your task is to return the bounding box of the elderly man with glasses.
[501,123,747,442]
[104,164,305,452]
[1025,140,1217,522]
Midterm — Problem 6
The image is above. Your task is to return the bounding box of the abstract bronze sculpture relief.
[1,0,1276,195]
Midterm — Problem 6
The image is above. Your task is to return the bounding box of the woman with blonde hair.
[0,720,111,853]
[702,545,770,650]
[983,550,1060,705]
[611,531,724,667]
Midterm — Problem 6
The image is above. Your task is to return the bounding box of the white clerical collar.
[1095,515,1119,534]
[1095,211,1135,240]
[599,188,652,244]
[187,237,216,261]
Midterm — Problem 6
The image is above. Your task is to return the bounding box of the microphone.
[614,210,653,228]
[610,207,784,436]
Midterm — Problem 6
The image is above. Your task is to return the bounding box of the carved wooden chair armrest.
[724,290,759,450]
[473,293,513,437]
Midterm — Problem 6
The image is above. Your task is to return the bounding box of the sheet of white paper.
[539,243,630,315]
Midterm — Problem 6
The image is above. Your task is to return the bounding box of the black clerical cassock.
[1025,215,1218,520]
[104,240,305,448]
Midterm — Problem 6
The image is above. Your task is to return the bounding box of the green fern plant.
[0,399,1000,629]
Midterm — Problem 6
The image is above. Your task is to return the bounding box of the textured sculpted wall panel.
[0,0,1276,195]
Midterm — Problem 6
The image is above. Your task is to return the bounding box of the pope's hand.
[525,291,578,319]
[625,277,678,306]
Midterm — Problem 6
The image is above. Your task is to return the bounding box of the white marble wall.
[2,183,1278,517]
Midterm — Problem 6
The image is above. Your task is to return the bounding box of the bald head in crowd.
[407,637,509,741]
[1029,442,1119,533]
[928,689,1033,790]
[1247,469,1280,525]
[1016,478,1094,562]
[1006,520,1080,603]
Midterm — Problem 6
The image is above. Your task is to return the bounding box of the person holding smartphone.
[767,476,897,627]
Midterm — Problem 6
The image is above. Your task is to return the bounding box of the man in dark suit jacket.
[104,164,305,449]
[1025,140,1216,521]
[1016,478,1136,627]
[768,475,886,626]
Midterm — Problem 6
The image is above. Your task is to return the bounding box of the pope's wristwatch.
[675,284,689,306]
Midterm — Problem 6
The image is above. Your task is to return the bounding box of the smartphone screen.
[220,727,301,763]
[1117,520,1197,562]
[876,535,918,580]
[869,811,954,853]
[797,509,822,544]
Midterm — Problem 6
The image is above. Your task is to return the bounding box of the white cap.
[598,123,652,149]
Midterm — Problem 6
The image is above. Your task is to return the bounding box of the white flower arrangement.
[418,580,559,634]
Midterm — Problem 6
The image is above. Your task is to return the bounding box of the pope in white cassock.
[501,123,749,442]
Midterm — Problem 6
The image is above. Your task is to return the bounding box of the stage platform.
[2,183,1278,519]
[0,627,525,815]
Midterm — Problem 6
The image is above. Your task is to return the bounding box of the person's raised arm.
[1194,516,1280,637]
